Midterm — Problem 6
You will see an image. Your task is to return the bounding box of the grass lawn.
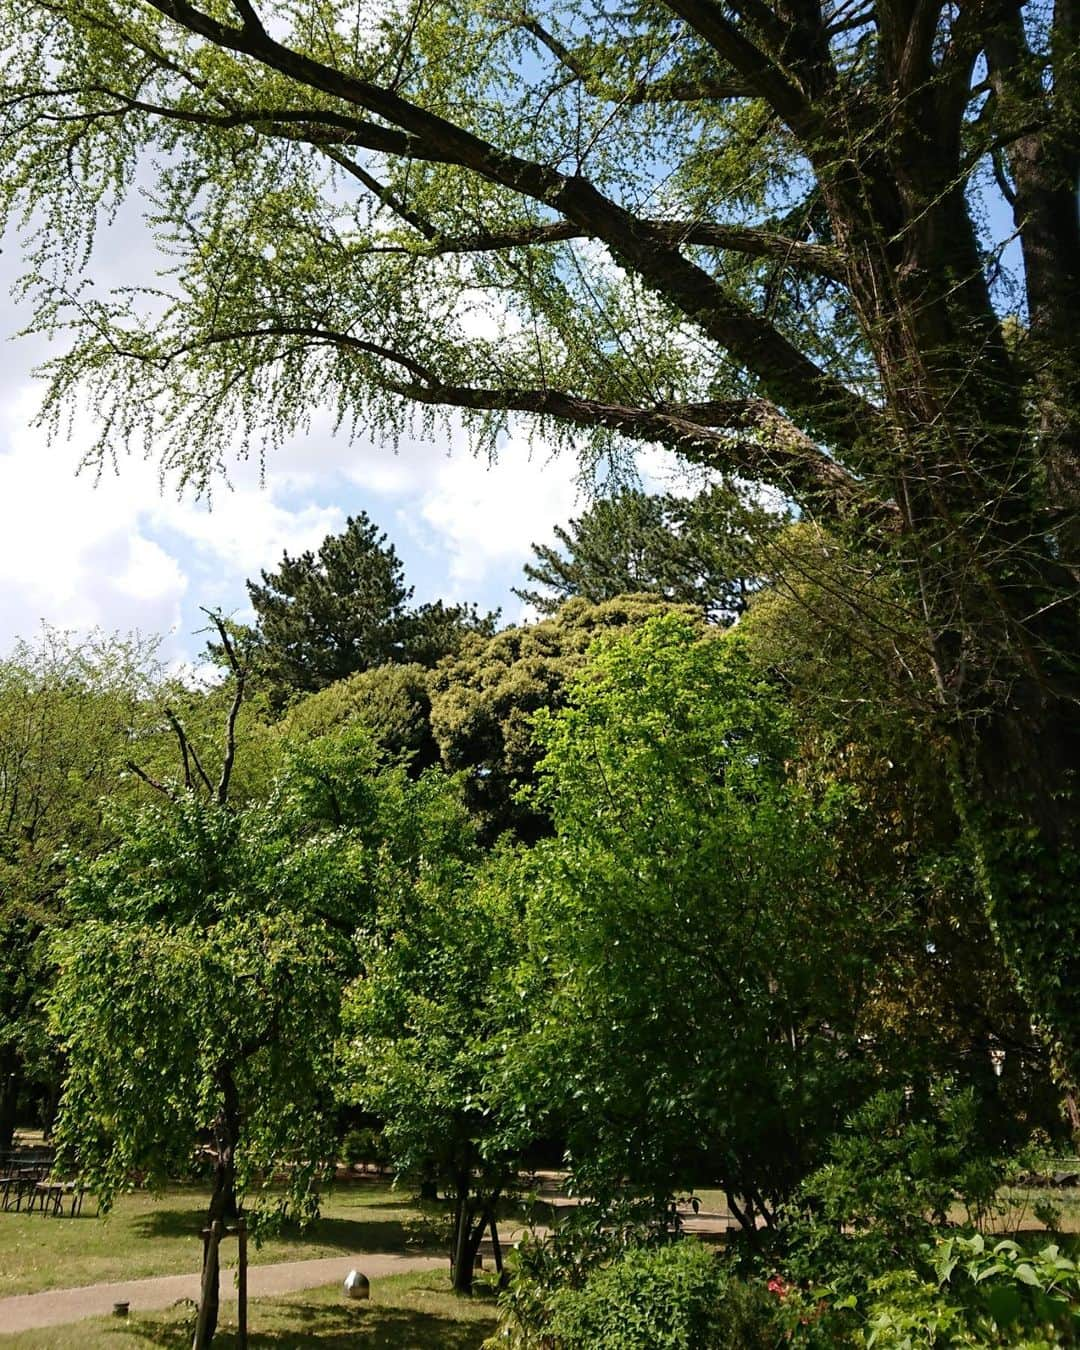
[0,1181,451,1297]
[0,1270,500,1348]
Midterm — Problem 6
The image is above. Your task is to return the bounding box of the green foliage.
[0,629,165,1145]
[740,528,1060,1141]
[341,844,524,1289]
[507,613,873,1215]
[279,661,439,772]
[514,485,779,623]
[822,1234,1080,1348]
[1,0,1076,1089]
[246,514,495,710]
[50,725,476,1226]
[782,1085,1005,1294]
[429,593,694,838]
[543,1241,783,1350]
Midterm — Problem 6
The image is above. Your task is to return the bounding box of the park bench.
[0,1154,50,1212]
[29,1179,86,1217]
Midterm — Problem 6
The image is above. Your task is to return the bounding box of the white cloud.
[0,385,346,656]
[409,434,582,597]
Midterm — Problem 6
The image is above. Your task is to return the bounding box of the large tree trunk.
[952,684,1080,1087]
[827,106,1080,1086]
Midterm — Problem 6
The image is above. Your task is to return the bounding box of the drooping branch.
[137,318,895,527]
[141,0,879,455]
[512,14,751,101]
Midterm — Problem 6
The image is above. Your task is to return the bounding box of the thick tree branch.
[360,217,846,279]
[142,0,879,455]
[660,0,821,136]
[146,318,894,527]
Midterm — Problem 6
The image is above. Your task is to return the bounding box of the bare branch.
[201,611,247,806]
[125,759,179,802]
[164,707,193,791]
[164,707,215,795]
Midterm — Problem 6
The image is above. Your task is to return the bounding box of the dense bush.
[491,1238,784,1349]
[781,1084,1005,1293]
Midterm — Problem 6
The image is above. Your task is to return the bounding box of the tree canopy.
[514,484,777,621]
[1,0,1078,1076]
[0,631,163,1151]
[429,593,695,838]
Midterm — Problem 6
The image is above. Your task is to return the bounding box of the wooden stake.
[192,1219,222,1350]
[237,1216,248,1349]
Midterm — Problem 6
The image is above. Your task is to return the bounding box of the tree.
[2,0,1077,1071]
[509,614,876,1226]
[52,791,349,1343]
[279,661,441,773]
[51,614,474,1345]
[515,485,778,621]
[342,848,524,1293]
[246,514,494,709]
[429,594,694,838]
[0,630,163,1152]
[740,524,1062,1135]
[246,513,408,707]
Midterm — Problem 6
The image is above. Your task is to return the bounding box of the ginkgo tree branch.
[354,217,846,280]
[151,320,894,527]
[140,0,879,456]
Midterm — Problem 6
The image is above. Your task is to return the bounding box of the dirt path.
[0,1251,445,1335]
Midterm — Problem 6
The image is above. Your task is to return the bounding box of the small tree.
[50,623,474,1341]
[514,615,876,1225]
[342,850,524,1293]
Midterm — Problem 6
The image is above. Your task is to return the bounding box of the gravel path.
[0,1251,445,1335]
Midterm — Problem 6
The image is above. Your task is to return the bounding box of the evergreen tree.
[514,485,778,622]
[247,515,496,709]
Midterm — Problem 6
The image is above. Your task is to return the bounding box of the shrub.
[781,1084,1004,1293]
[543,1240,783,1349]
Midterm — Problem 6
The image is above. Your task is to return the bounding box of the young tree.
[342,849,524,1293]
[0,630,162,1151]
[51,632,474,1345]
[2,0,1077,1071]
[515,485,777,621]
[511,615,878,1226]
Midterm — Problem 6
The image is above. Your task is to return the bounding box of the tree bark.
[198,1068,241,1346]
[0,1050,20,1156]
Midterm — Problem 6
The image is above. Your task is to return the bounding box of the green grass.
[0,1271,500,1348]
[0,1182,447,1297]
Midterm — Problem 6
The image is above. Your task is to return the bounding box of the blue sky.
[0,215,690,671]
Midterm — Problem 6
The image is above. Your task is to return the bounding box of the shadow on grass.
[122,1299,496,1349]
[131,1204,439,1253]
